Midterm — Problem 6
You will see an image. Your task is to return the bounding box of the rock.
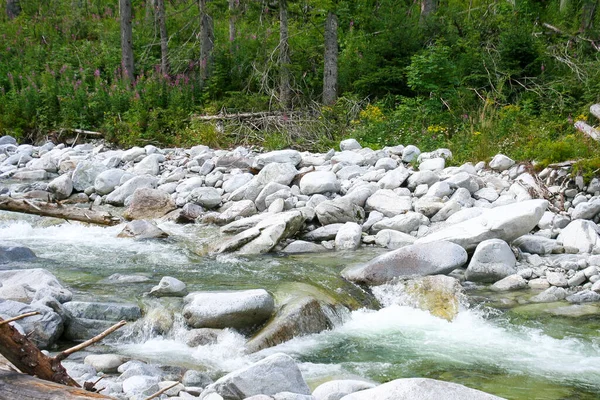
[0,268,71,303]
[183,370,214,387]
[188,187,222,208]
[203,353,311,399]
[342,241,468,285]
[63,301,141,321]
[246,285,344,353]
[365,190,412,217]
[123,188,176,220]
[122,146,146,162]
[417,199,548,251]
[62,317,117,341]
[490,274,527,291]
[489,154,515,171]
[302,224,344,241]
[334,222,362,250]
[183,289,274,330]
[374,230,415,249]
[370,212,428,234]
[338,378,503,400]
[257,150,302,166]
[568,271,586,287]
[465,239,516,283]
[185,328,222,347]
[340,139,362,151]
[312,380,376,400]
[413,196,444,218]
[402,145,420,163]
[232,211,306,254]
[122,375,160,396]
[257,162,298,187]
[149,276,188,297]
[117,220,168,239]
[571,200,600,220]
[566,290,600,303]
[134,154,163,175]
[47,174,73,200]
[546,271,568,287]
[255,183,290,211]
[0,242,37,265]
[72,160,107,192]
[0,135,17,146]
[418,157,445,171]
[106,175,158,206]
[300,171,340,195]
[556,219,600,253]
[217,200,257,224]
[531,286,568,303]
[512,235,557,255]
[223,173,253,193]
[315,198,365,225]
[11,169,48,180]
[282,240,328,253]
[94,168,127,195]
[84,354,129,373]
[374,275,464,321]
[332,151,365,165]
[176,177,205,194]
[377,166,410,190]
[0,299,63,349]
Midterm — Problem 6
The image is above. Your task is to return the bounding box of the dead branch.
[143,381,180,400]
[0,312,40,327]
[0,197,121,226]
[575,120,600,141]
[55,320,127,362]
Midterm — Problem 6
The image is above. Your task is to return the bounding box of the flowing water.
[2,211,600,399]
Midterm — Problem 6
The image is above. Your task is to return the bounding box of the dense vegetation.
[2,0,600,167]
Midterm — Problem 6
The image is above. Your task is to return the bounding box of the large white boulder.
[465,239,517,282]
[300,171,340,195]
[557,219,600,253]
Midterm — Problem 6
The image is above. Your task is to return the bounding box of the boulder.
[105,175,158,206]
[312,380,376,400]
[571,200,600,220]
[0,268,71,303]
[338,378,503,400]
[183,289,274,330]
[370,212,429,234]
[512,235,557,255]
[315,198,365,225]
[63,301,141,321]
[556,219,600,253]
[84,354,129,374]
[47,174,73,200]
[490,274,527,291]
[117,220,168,239]
[531,286,568,303]
[149,276,188,297]
[377,167,410,190]
[489,154,515,171]
[217,200,257,224]
[342,241,467,285]
[133,154,163,175]
[300,171,340,195]
[203,353,311,399]
[302,224,345,241]
[417,200,548,251]
[365,190,412,217]
[188,187,222,208]
[334,222,362,250]
[123,188,176,220]
[94,168,127,195]
[228,211,305,254]
[282,240,328,253]
[465,239,517,283]
[62,317,118,341]
[374,230,415,249]
[0,242,37,265]
[0,299,63,349]
[223,173,253,193]
[402,145,420,163]
[72,160,107,192]
[340,139,362,151]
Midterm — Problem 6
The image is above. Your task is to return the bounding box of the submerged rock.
[183,289,274,330]
[342,241,467,285]
[0,242,37,264]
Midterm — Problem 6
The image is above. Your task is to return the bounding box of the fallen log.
[590,104,600,120]
[0,197,122,226]
[0,371,114,400]
[574,120,600,141]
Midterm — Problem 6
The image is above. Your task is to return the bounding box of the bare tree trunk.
[323,11,338,105]
[279,0,291,109]
[6,0,20,19]
[156,0,169,75]
[229,0,236,42]
[119,0,135,82]
[581,0,598,32]
[420,0,438,22]
[199,0,214,82]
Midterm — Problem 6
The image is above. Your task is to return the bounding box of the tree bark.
[0,372,114,400]
[323,11,338,105]
[119,0,135,82]
[6,0,20,19]
[0,198,122,226]
[279,0,291,108]
[228,0,236,42]
[156,0,170,75]
[199,0,214,82]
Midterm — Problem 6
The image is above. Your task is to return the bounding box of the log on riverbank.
[0,371,114,400]
[0,197,121,226]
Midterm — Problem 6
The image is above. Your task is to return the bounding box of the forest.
[2,0,600,168]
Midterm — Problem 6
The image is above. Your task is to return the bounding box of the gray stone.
[11,169,48,180]
[418,158,445,171]
[417,200,548,251]
[465,239,516,283]
[106,175,158,206]
[0,243,37,265]
[282,240,328,253]
[374,157,397,171]
[223,173,253,193]
[407,171,440,190]
[0,299,63,349]
[188,187,222,208]
[84,354,129,373]
[365,190,412,217]
[185,328,222,347]
[203,353,310,399]
[473,187,499,202]
[557,219,600,253]
[568,271,587,287]
[0,135,17,146]
[122,375,160,396]
[338,378,502,400]
[63,301,141,321]
[571,200,600,220]
[123,188,176,220]
[255,183,290,211]
[490,274,527,291]
[340,139,362,151]
[183,370,214,388]
[342,241,468,285]
[117,220,168,240]
[377,166,410,190]
[315,198,365,225]
[546,271,568,287]
[489,154,515,171]
[149,276,188,297]
[257,150,302,166]
[47,174,73,200]
[430,200,462,222]
[313,380,376,400]
[94,168,127,195]
[300,171,340,195]
[232,211,306,254]
[445,172,479,194]
[566,290,600,303]
[0,268,70,303]
[72,160,107,192]
[331,151,366,165]
[334,222,362,250]
[302,224,344,241]
[374,230,416,249]
[413,196,444,218]
[218,200,257,224]
[122,147,146,162]
[183,289,274,330]
[512,235,557,255]
[402,145,421,163]
[370,212,428,234]
[176,177,205,194]
[134,154,163,175]
[531,286,568,303]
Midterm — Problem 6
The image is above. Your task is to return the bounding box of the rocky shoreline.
[1,134,600,399]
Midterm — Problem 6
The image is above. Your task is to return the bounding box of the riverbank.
[1,134,600,399]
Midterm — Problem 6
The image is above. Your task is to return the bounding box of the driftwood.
[143,381,180,400]
[192,111,294,121]
[0,197,121,226]
[574,120,600,141]
[0,371,114,400]
[0,315,127,392]
[590,104,600,120]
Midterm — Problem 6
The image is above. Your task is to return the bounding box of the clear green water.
[1,211,600,400]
